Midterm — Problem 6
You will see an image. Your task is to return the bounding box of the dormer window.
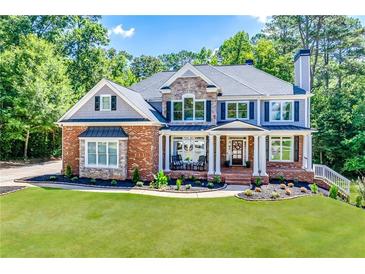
[270,101,293,121]
[172,94,205,121]
[100,95,111,111]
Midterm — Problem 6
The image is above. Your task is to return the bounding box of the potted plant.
[245,161,251,168]
[224,160,230,167]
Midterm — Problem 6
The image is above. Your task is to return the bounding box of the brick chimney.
[294,49,310,93]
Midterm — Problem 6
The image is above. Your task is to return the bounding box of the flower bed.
[20,174,226,193]
[237,182,328,201]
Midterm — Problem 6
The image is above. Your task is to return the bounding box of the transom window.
[226,101,249,119]
[86,141,118,167]
[172,137,206,161]
[270,101,293,121]
[269,136,293,162]
[172,95,205,121]
[100,95,111,111]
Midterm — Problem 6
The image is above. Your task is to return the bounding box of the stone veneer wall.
[162,77,217,125]
[79,139,128,180]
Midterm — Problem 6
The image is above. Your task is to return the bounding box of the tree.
[218,31,254,64]
[131,55,165,80]
[0,35,72,159]
[159,50,197,71]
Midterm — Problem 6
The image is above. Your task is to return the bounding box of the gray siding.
[217,100,257,124]
[260,99,305,127]
[71,85,144,119]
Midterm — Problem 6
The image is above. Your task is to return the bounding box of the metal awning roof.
[79,126,128,138]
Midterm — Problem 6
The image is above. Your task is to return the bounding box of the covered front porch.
[158,121,314,184]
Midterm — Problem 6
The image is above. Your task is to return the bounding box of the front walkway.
[25,182,249,198]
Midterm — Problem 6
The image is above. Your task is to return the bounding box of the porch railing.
[313,164,350,195]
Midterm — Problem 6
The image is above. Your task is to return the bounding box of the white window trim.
[100,94,112,111]
[269,100,294,122]
[172,94,206,122]
[172,136,206,161]
[85,139,119,168]
[269,136,294,162]
[225,101,249,120]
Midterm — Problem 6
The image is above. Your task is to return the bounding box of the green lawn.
[1,187,364,258]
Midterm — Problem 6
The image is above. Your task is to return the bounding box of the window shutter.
[294,101,300,121]
[206,100,211,122]
[95,96,100,111]
[111,96,117,111]
[166,101,171,122]
[264,102,269,122]
[266,136,269,161]
[294,136,300,161]
[249,101,254,120]
[221,103,226,120]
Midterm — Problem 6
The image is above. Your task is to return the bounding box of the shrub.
[111,179,117,186]
[185,184,192,190]
[65,164,72,178]
[136,181,144,187]
[132,167,140,184]
[71,176,78,181]
[271,191,280,199]
[355,195,363,208]
[49,175,56,181]
[300,187,307,193]
[285,188,291,195]
[288,182,294,188]
[278,175,286,184]
[179,175,185,181]
[176,178,182,190]
[356,177,365,201]
[195,180,201,186]
[255,187,261,192]
[189,175,197,182]
[243,189,253,196]
[90,178,96,184]
[207,182,214,189]
[293,178,299,184]
[245,161,251,168]
[152,171,169,189]
[254,177,262,187]
[310,183,319,194]
[213,175,221,184]
[280,183,286,189]
[329,185,339,199]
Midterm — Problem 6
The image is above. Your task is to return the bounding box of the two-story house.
[57,49,314,184]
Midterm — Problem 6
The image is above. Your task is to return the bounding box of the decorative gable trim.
[58,79,155,124]
[159,63,219,92]
[208,120,268,132]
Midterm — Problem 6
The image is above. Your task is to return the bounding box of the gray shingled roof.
[130,64,306,101]
[160,125,212,131]
[60,118,148,123]
[79,127,128,138]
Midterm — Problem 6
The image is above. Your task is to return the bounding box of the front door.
[231,140,243,165]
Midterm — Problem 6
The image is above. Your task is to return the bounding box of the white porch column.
[253,135,259,176]
[258,135,267,176]
[257,99,261,126]
[164,134,170,172]
[208,134,214,175]
[215,135,221,175]
[158,134,163,171]
[307,134,313,171]
[302,134,308,169]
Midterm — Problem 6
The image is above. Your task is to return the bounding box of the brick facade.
[266,136,303,169]
[162,77,217,125]
[62,126,87,175]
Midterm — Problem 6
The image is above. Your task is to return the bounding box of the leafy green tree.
[0,35,72,159]
[218,31,254,65]
[131,55,166,80]
[159,50,197,70]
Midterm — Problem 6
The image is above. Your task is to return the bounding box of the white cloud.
[109,24,135,38]
[251,15,270,23]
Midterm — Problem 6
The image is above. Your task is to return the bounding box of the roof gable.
[210,120,267,132]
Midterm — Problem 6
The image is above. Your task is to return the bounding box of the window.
[86,141,118,167]
[172,137,206,161]
[100,95,111,111]
[269,136,293,162]
[270,101,293,121]
[226,102,249,119]
[172,95,205,121]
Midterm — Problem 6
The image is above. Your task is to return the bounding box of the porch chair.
[193,155,206,171]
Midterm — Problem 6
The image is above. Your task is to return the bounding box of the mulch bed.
[0,186,26,196]
[18,174,226,193]
[237,182,328,201]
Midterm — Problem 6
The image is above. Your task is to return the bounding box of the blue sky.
[101,15,365,56]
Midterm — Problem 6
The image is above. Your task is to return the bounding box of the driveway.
[0,160,61,187]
